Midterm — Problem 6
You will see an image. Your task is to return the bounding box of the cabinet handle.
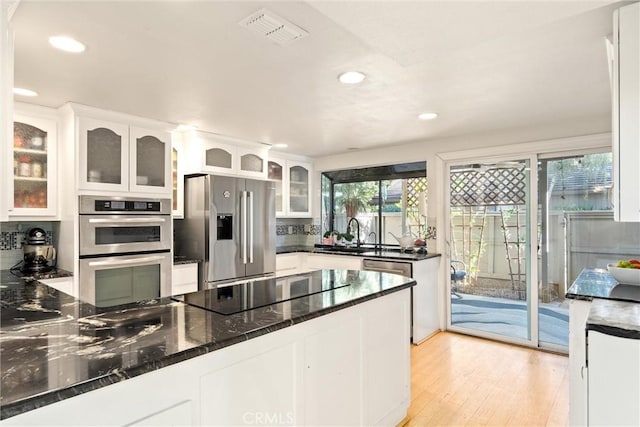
[581,366,584,379]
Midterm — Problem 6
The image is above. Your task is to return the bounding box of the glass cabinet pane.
[240,153,263,173]
[13,122,48,209]
[268,160,284,212]
[172,147,178,211]
[289,165,309,212]
[87,127,123,184]
[205,148,232,169]
[136,135,166,187]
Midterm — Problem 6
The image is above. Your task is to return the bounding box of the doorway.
[447,158,537,345]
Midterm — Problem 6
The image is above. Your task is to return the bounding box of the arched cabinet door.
[129,126,171,195]
[268,158,285,216]
[11,113,58,217]
[199,135,269,180]
[78,117,171,195]
[287,161,312,217]
[79,117,129,192]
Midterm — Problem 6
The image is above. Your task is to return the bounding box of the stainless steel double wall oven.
[79,195,172,307]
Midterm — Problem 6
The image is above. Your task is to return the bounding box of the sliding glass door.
[447,157,538,346]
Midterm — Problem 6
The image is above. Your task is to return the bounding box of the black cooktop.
[178,272,350,315]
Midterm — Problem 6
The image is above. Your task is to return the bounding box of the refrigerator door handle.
[242,190,247,264]
[249,191,254,263]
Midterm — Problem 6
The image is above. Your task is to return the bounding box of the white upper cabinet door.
[171,139,184,218]
[11,112,58,218]
[201,140,236,175]
[613,2,640,222]
[79,117,129,192]
[129,126,172,195]
[237,145,268,179]
[268,157,286,217]
[287,160,312,217]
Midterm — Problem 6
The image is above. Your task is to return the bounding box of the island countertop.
[565,268,640,303]
[0,269,414,420]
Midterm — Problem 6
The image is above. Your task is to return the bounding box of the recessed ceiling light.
[418,112,438,120]
[49,35,86,53]
[273,143,288,148]
[338,71,366,85]
[13,87,38,97]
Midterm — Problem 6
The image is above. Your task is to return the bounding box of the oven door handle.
[88,217,167,224]
[87,255,167,267]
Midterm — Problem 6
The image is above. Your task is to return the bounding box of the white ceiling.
[12,1,622,157]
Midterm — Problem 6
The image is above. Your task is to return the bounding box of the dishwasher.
[362,259,412,278]
[362,259,415,342]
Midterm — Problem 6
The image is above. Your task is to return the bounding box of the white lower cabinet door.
[126,400,192,426]
[303,311,362,426]
[569,299,591,426]
[587,330,640,426]
[199,343,298,426]
[363,291,411,426]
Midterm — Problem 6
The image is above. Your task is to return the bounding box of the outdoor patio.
[451,292,569,346]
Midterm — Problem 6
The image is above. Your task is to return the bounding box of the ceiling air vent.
[239,8,309,46]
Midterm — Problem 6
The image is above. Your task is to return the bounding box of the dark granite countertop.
[1,268,73,286]
[566,268,640,303]
[0,269,414,419]
[277,244,441,262]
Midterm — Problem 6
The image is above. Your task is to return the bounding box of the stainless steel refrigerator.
[175,174,276,287]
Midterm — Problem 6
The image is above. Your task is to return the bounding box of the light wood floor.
[405,332,569,427]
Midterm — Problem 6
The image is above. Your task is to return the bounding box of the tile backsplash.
[276,218,320,247]
[0,222,55,269]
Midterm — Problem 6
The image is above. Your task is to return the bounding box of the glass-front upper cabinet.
[172,141,184,218]
[11,114,58,217]
[268,158,285,216]
[288,161,311,217]
[129,126,171,195]
[79,118,171,195]
[79,117,129,192]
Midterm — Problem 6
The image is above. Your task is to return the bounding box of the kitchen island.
[1,269,414,426]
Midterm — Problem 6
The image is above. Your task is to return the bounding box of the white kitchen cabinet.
[200,342,298,426]
[612,2,640,222]
[588,329,640,426]
[182,131,269,179]
[39,277,74,297]
[568,298,592,426]
[306,253,362,271]
[10,106,58,219]
[276,252,307,277]
[171,138,184,218]
[269,156,312,218]
[76,109,171,196]
[171,263,198,296]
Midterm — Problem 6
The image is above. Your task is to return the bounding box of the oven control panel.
[79,195,171,215]
[95,200,161,212]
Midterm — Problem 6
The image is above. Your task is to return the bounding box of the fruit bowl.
[607,264,640,285]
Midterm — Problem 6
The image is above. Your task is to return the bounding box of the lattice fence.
[450,167,526,207]
[407,177,428,208]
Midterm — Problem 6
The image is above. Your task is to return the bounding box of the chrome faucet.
[367,231,377,247]
[346,217,361,247]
